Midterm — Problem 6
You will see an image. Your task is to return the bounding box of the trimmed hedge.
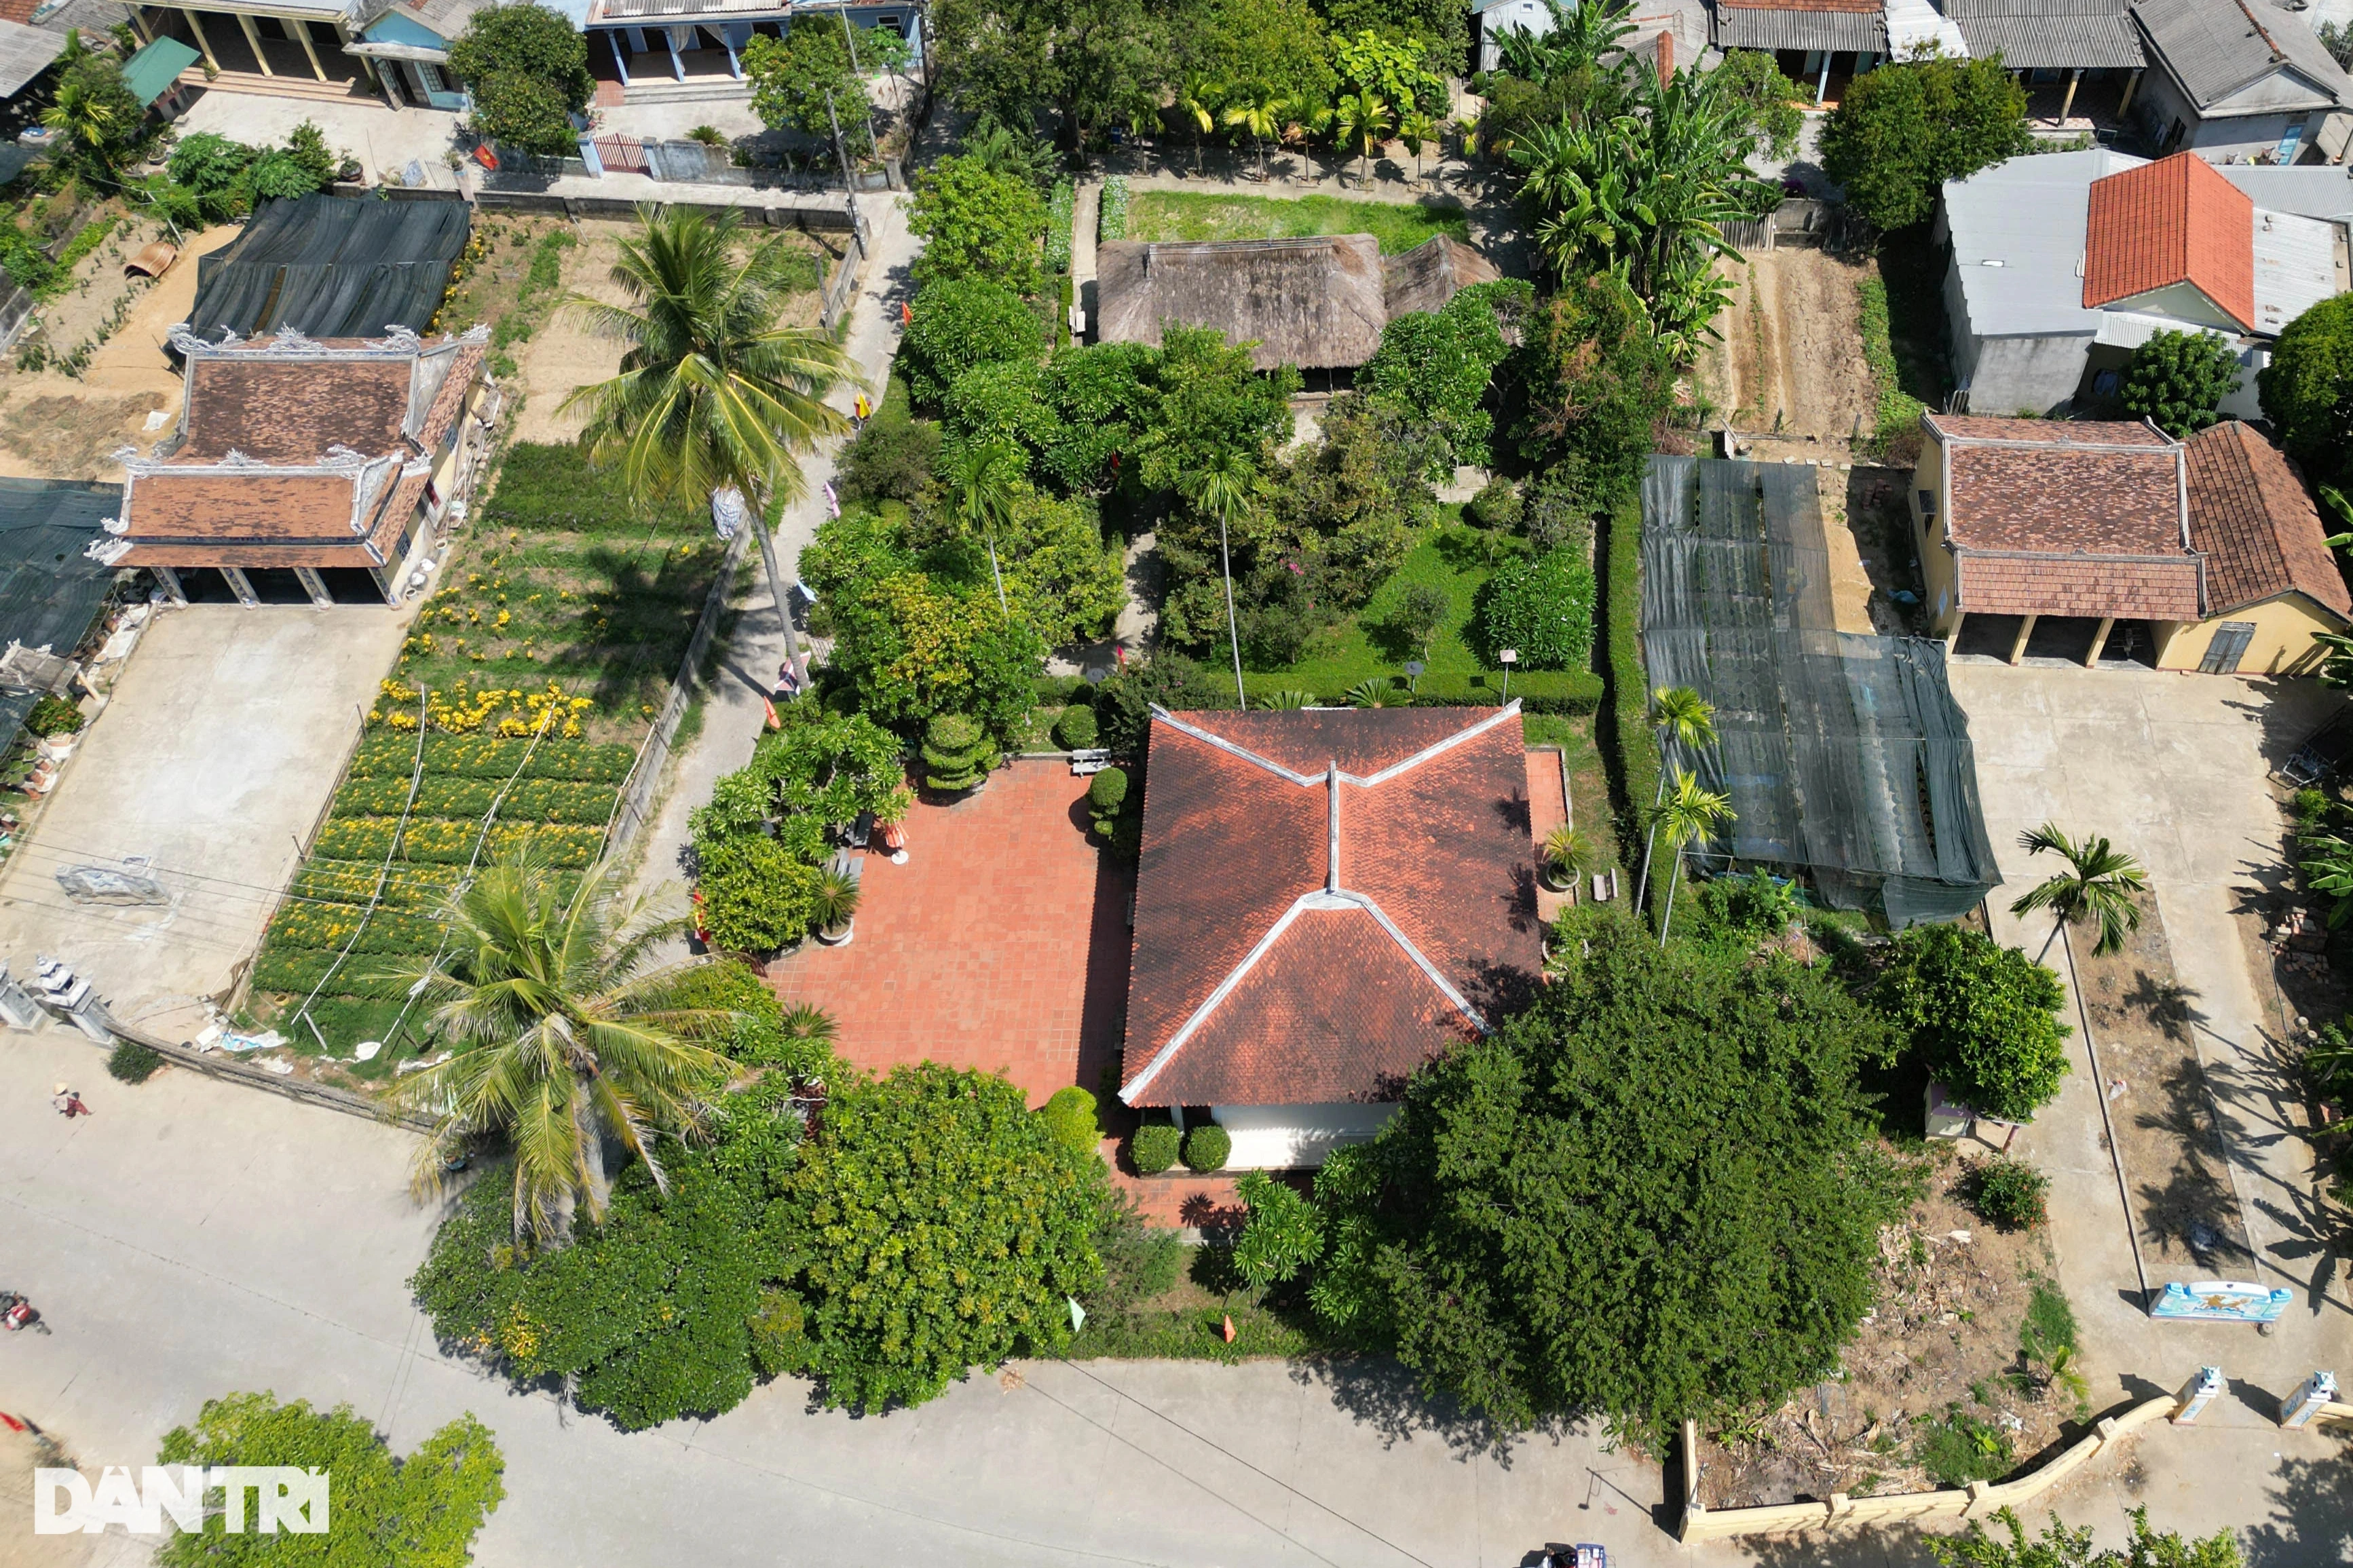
[1596,495,1656,852]
[1131,1122,1180,1174]
[1232,670,1603,712]
[1181,1123,1230,1172]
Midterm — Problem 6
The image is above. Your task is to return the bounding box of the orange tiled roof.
[2185,421,2352,619]
[2082,151,2255,330]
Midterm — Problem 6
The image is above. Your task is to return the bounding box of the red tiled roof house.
[1118,704,1543,1170]
[91,324,491,607]
[1910,413,2350,672]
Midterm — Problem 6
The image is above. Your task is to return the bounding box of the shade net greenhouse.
[186,195,472,342]
[1640,455,1999,927]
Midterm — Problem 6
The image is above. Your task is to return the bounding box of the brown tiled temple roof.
[1120,705,1541,1109]
[1925,413,2205,619]
[177,353,416,463]
[2185,421,2353,619]
[2082,151,2255,330]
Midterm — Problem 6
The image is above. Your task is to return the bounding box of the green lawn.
[1125,191,1469,254]
[1246,520,1504,695]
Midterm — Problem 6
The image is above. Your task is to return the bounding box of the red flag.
[900,301,913,327]
[763,698,780,730]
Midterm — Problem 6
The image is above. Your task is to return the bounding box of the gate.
[595,134,649,174]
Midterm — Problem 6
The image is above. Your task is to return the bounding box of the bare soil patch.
[1697,1147,2078,1507]
[0,388,168,478]
[1714,247,1879,442]
[2067,894,2259,1277]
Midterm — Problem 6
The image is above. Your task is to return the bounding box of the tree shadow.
[2132,1060,2255,1269]
[1283,1354,1575,1464]
[2240,1432,2353,1567]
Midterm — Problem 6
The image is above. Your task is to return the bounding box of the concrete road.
[0,603,411,1039]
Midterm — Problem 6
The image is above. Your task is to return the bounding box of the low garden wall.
[1678,1392,2181,1542]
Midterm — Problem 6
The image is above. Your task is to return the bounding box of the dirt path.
[1716,246,1879,440]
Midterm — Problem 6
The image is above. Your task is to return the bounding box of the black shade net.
[187,195,472,342]
[1639,455,2000,928]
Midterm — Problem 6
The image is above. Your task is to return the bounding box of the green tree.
[1331,24,1447,109]
[559,206,854,664]
[742,20,871,142]
[786,1064,1107,1410]
[1822,56,2031,231]
[2259,292,2353,480]
[2121,328,2239,437]
[932,0,1168,151]
[447,1,594,155]
[909,154,1049,294]
[1494,0,1634,89]
[1194,0,1334,123]
[1473,546,1596,668]
[1000,487,1127,647]
[156,1394,504,1567]
[1222,90,1293,181]
[1712,47,1804,161]
[901,275,1044,408]
[1632,685,1718,911]
[950,434,1023,615]
[1359,280,1532,471]
[2010,821,2147,957]
[42,44,143,178]
[1314,907,1906,1436]
[384,840,738,1244]
[1513,271,1676,501]
[1653,767,1733,942]
[1931,1506,2244,1568]
[1332,87,1395,184]
[1878,924,2072,1122]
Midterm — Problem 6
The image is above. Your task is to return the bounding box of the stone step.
[177,69,379,104]
[619,77,751,104]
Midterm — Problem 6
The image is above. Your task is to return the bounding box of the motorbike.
[0,1292,50,1335]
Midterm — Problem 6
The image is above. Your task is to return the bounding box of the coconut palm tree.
[1185,449,1255,708]
[1634,685,1718,911]
[1655,769,1734,946]
[949,436,1021,617]
[2010,822,2147,956]
[385,841,737,1246]
[1333,90,1393,186]
[560,206,857,668]
[1222,92,1289,182]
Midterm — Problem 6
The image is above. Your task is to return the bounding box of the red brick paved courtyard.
[766,759,1131,1107]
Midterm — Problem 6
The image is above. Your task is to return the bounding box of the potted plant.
[873,784,913,862]
[812,864,861,946]
[1541,824,1590,893]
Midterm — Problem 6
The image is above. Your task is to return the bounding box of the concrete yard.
[0,603,411,1039]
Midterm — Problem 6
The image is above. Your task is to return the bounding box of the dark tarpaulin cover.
[0,478,119,750]
[1638,455,2000,928]
[187,195,472,341]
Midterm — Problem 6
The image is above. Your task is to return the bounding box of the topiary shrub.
[1053,704,1098,750]
[1465,475,1523,533]
[1181,1122,1230,1172]
[1040,1086,1099,1156]
[922,712,996,792]
[1968,1157,2051,1231]
[107,1038,162,1083]
[1131,1120,1180,1174]
[1087,765,1128,837]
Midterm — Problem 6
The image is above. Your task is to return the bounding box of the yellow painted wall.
[2156,592,2345,674]
[1909,448,1963,637]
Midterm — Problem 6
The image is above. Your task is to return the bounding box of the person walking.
[51,1083,88,1117]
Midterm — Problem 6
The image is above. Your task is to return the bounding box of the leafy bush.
[836,411,941,503]
[1093,653,1233,757]
[1928,1506,2246,1568]
[908,155,1047,296]
[1915,1405,2013,1488]
[695,835,821,953]
[1232,1171,1322,1288]
[664,958,834,1079]
[1099,174,1129,241]
[2122,328,2239,437]
[899,276,1044,408]
[1968,1158,2051,1231]
[922,712,996,792]
[1877,925,2071,1122]
[1512,274,1675,507]
[24,695,83,737]
[1359,280,1530,471]
[107,1039,162,1083]
[1041,1086,1099,1155]
[2259,293,2353,479]
[155,1392,504,1566]
[786,1064,1106,1410]
[1822,57,2031,231]
[1087,1192,1183,1312]
[1473,547,1596,670]
[1466,476,1522,533]
[1046,177,1074,273]
[1086,766,1127,835]
[1053,704,1098,750]
[1181,1122,1230,1172]
[1131,1120,1180,1174]
[448,1,594,154]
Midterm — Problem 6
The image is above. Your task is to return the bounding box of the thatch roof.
[1381,235,1505,320]
[1095,234,1388,370]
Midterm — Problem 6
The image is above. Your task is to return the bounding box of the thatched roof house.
[1095,232,1502,371]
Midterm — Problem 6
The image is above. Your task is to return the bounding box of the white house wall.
[1962,334,2094,416]
[1210,1103,1397,1170]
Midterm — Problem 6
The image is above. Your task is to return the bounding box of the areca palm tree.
[385,842,736,1246]
[950,436,1021,617]
[1185,449,1255,708]
[560,206,857,666]
[2010,823,2147,956]
[1397,108,1437,185]
[1222,92,1289,182]
[1634,685,1718,910]
[1655,769,1733,945]
[1333,90,1394,186]
[1175,77,1218,174]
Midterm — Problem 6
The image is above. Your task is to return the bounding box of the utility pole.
[836,9,880,155]
[824,88,865,248]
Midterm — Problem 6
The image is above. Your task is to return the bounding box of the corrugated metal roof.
[1712,3,1887,50]
[1949,3,2145,66]
[0,18,60,98]
[2251,207,2343,337]
[121,35,197,107]
[2131,0,2352,111]
[1944,147,2134,339]
[2219,165,2353,222]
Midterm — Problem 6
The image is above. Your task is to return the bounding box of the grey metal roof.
[0,20,62,99]
[2219,164,2353,221]
[1946,0,2145,66]
[1942,146,2136,339]
[2131,0,2353,111]
[1712,3,1887,51]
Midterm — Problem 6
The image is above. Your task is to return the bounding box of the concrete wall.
[1211,1103,1396,1169]
[1910,442,1963,635]
[2154,590,2342,674]
[1963,333,2092,416]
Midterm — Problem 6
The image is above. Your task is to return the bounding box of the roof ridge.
[1149,702,1523,788]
